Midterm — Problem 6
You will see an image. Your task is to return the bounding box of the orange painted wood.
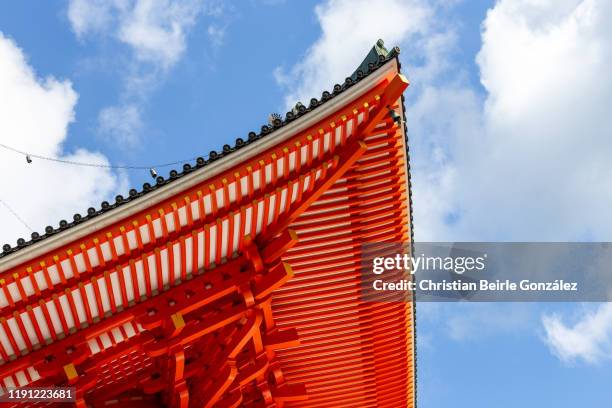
[0,70,414,408]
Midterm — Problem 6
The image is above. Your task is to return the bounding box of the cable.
[0,142,212,238]
[0,198,33,232]
[0,143,207,170]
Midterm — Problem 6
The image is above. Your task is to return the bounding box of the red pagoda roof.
[0,40,415,408]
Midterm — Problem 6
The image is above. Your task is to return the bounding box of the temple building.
[0,40,415,407]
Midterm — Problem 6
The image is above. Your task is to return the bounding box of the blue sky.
[1,1,612,406]
[0,1,322,183]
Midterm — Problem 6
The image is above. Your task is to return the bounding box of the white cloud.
[409,0,612,356]
[0,33,124,246]
[98,104,143,146]
[68,0,203,69]
[543,304,612,364]
[425,0,612,241]
[67,0,116,37]
[67,0,207,145]
[117,0,202,69]
[462,0,612,240]
[416,0,612,362]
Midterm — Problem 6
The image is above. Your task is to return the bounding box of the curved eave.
[0,57,402,272]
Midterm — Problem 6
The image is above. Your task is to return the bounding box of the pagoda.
[0,40,415,407]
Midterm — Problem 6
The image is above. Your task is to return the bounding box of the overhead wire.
[0,142,207,170]
[0,198,33,232]
[0,142,209,238]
